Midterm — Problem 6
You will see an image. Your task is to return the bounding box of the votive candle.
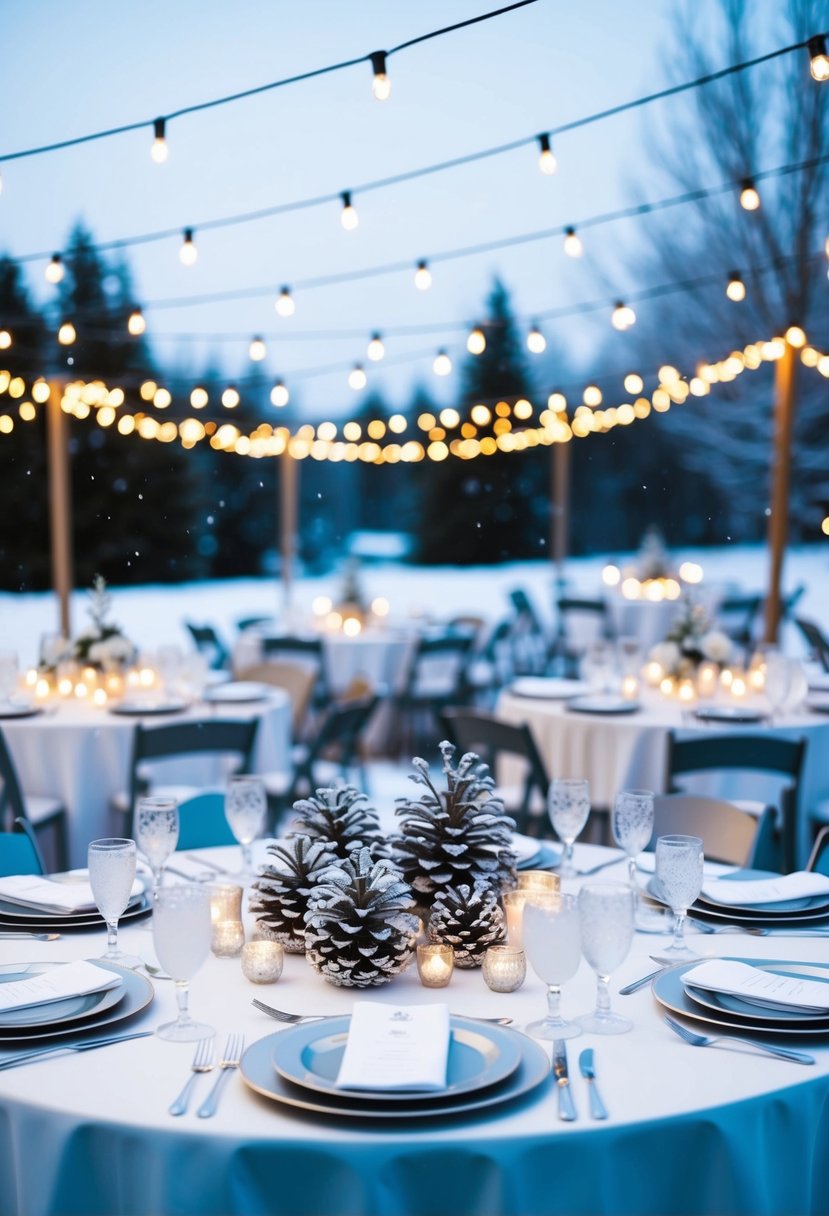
[621,675,640,701]
[502,890,527,950]
[416,943,454,987]
[241,940,284,983]
[516,871,560,894]
[482,945,526,993]
[209,883,243,924]
[212,919,245,958]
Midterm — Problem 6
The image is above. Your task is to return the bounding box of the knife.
[578,1048,608,1120]
[0,1030,152,1072]
[552,1040,577,1121]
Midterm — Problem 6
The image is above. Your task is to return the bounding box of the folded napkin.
[683,959,829,1013]
[701,871,829,907]
[335,1002,451,1092]
[0,960,123,1014]
[0,874,143,914]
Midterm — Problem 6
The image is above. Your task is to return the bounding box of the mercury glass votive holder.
[502,889,527,950]
[416,942,454,988]
[211,919,245,958]
[482,945,526,993]
[209,883,243,924]
[516,871,560,895]
[241,940,284,983]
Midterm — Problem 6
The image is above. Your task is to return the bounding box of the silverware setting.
[619,966,666,995]
[0,932,61,941]
[575,853,625,877]
[688,917,767,936]
[552,1040,577,1121]
[663,1014,815,1065]
[251,998,513,1026]
[0,1030,153,1071]
[197,1033,245,1118]
[169,1035,215,1116]
[578,1048,608,1119]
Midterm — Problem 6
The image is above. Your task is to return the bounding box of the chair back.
[174,792,238,851]
[795,618,829,672]
[403,632,476,703]
[184,622,229,671]
[235,661,316,738]
[288,695,379,801]
[715,595,763,655]
[651,794,776,868]
[554,598,614,673]
[0,818,45,877]
[237,616,275,633]
[807,825,829,877]
[665,732,806,873]
[260,636,330,706]
[0,728,26,830]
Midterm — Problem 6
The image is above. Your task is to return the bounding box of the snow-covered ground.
[1,543,827,667]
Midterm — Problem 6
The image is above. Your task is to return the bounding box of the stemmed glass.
[655,834,704,959]
[0,651,19,702]
[522,893,582,1040]
[225,775,267,879]
[135,796,180,897]
[152,883,213,1041]
[88,837,139,964]
[764,652,793,723]
[611,788,666,930]
[549,778,590,878]
[576,882,635,1034]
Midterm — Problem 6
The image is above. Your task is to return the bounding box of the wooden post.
[764,342,798,643]
[46,379,73,638]
[279,450,298,613]
[551,439,571,593]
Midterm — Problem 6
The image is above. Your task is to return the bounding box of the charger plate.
[0,961,127,1030]
[204,681,269,704]
[273,1015,522,1102]
[510,678,589,700]
[0,960,152,1043]
[653,957,829,1037]
[693,706,766,724]
[109,699,187,717]
[241,1026,549,1120]
[0,894,152,933]
[567,695,640,715]
[0,703,42,719]
[646,874,829,927]
[683,979,829,1025]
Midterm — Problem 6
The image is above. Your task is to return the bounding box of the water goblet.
[152,883,213,1041]
[88,837,139,963]
[549,778,590,878]
[576,882,635,1034]
[522,893,582,1040]
[225,775,267,879]
[611,788,666,931]
[655,834,704,959]
[764,652,793,723]
[135,796,180,897]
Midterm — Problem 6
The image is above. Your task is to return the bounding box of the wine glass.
[135,796,180,897]
[764,652,793,722]
[548,778,590,878]
[152,883,213,1041]
[88,837,138,963]
[655,834,704,959]
[576,882,635,1034]
[522,893,582,1040]
[611,788,666,930]
[225,775,267,879]
[0,651,19,702]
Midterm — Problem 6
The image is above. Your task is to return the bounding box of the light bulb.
[275,287,295,317]
[537,133,557,176]
[370,50,391,100]
[58,322,76,346]
[611,301,636,331]
[348,364,367,391]
[127,309,146,335]
[190,386,209,408]
[45,254,65,284]
[180,228,198,265]
[367,333,385,362]
[624,373,643,394]
[222,385,240,409]
[249,336,267,362]
[808,34,829,81]
[340,191,359,230]
[414,260,432,290]
[726,272,746,302]
[785,325,807,348]
[739,179,760,210]
[0,330,12,350]
[151,117,168,164]
[433,350,452,376]
[270,380,289,407]
[527,325,546,354]
[583,385,602,407]
[563,226,583,257]
[467,326,486,355]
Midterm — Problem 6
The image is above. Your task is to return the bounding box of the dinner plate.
[0,702,42,719]
[272,1015,523,1102]
[645,875,829,926]
[693,706,766,724]
[694,868,829,916]
[0,892,152,931]
[683,980,829,1025]
[0,961,127,1030]
[652,958,829,1037]
[0,960,153,1043]
[517,844,560,871]
[567,695,640,715]
[204,681,269,704]
[509,677,590,700]
[240,1026,550,1121]
[109,699,188,717]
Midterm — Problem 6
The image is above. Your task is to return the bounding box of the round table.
[0,841,827,1216]
[233,628,415,697]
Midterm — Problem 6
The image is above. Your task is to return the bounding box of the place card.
[683,959,829,1013]
[335,1002,450,1092]
[0,961,122,1013]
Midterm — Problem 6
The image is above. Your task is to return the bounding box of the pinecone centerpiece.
[429,882,506,968]
[290,786,388,861]
[305,848,418,987]
[392,742,517,907]
[249,835,336,953]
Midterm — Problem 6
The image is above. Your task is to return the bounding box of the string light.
[433,350,452,376]
[340,191,359,230]
[179,228,198,265]
[367,333,385,361]
[583,385,602,406]
[808,34,829,81]
[249,336,267,361]
[563,226,583,257]
[527,324,546,353]
[270,380,289,407]
[467,326,486,355]
[348,364,367,390]
[624,373,643,394]
[57,322,76,346]
[370,51,391,101]
[611,301,636,330]
[785,325,807,347]
[537,133,557,176]
[726,272,746,301]
[739,178,760,210]
[275,286,295,316]
[151,118,168,164]
[221,385,240,408]
[127,309,146,335]
[190,386,209,408]
[44,254,65,284]
[414,260,432,290]
[0,331,12,350]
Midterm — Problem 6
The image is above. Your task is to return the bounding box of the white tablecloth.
[0,841,827,1215]
[234,629,415,696]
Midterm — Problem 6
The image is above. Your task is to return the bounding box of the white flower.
[41,636,70,667]
[701,630,732,664]
[88,635,135,665]
[649,641,681,673]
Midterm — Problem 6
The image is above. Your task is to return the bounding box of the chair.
[184,622,230,671]
[552,597,614,677]
[806,825,829,876]
[665,732,807,874]
[237,616,275,633]
[508,588,550,675]
[174,792,237,851]
[464,617,516,707]
[795,618,829,672]
[0,817,46,876]
[394,632,476,755]
[440,708,551,836]
[0,726,67,871]
[714,595,763,658]
[234,660,317,739]
[125,718,260,832]
[260,636,331,710]
[650,794,776,868]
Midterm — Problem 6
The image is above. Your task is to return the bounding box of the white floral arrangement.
[71,575,137,670]
[648,600,731,677]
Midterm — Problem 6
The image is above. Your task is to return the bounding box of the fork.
[251,998,512,1026]
[168,1036,215,1116]
[196,1034,245,1118]
[663,1014,814,1065]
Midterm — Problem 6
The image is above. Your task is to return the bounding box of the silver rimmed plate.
[683,980,829,1025]
[695,867,829,917]
[645,875,829,926]
[510,678,589,700]
[0,884,147,923]
[0,960,153,1043]
[653,957,829,1037]
[272,1015,522,1102]
[693,706,766,724]
[0,702,42,719]
[0,893,152,931]
[241,1027,550,1120]
[109,699,188,717]
[0,961,127,1030]
[567,695,640,715]
[204,681,269,704]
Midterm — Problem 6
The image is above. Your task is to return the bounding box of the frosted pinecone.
[250,835,336,953]
[304,847,418,987]
[428,882,506,968]
[289,786,388,861]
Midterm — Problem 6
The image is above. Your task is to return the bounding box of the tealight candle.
[502,890,527,949]
[416,943,454,988]
[516,871,560,894]
[482,945,526,993]
[696,661,719,698]
[644,661,664,687]
[621,675,640,701]
[209,883,243,924]
[241,940,284,983]
[677,678,696,704]
[720,667,734,689]
[211,919,245,958]
[730,672,748,698]
[659,676,675,697]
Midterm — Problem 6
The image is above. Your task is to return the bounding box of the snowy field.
[1,543,827,667]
